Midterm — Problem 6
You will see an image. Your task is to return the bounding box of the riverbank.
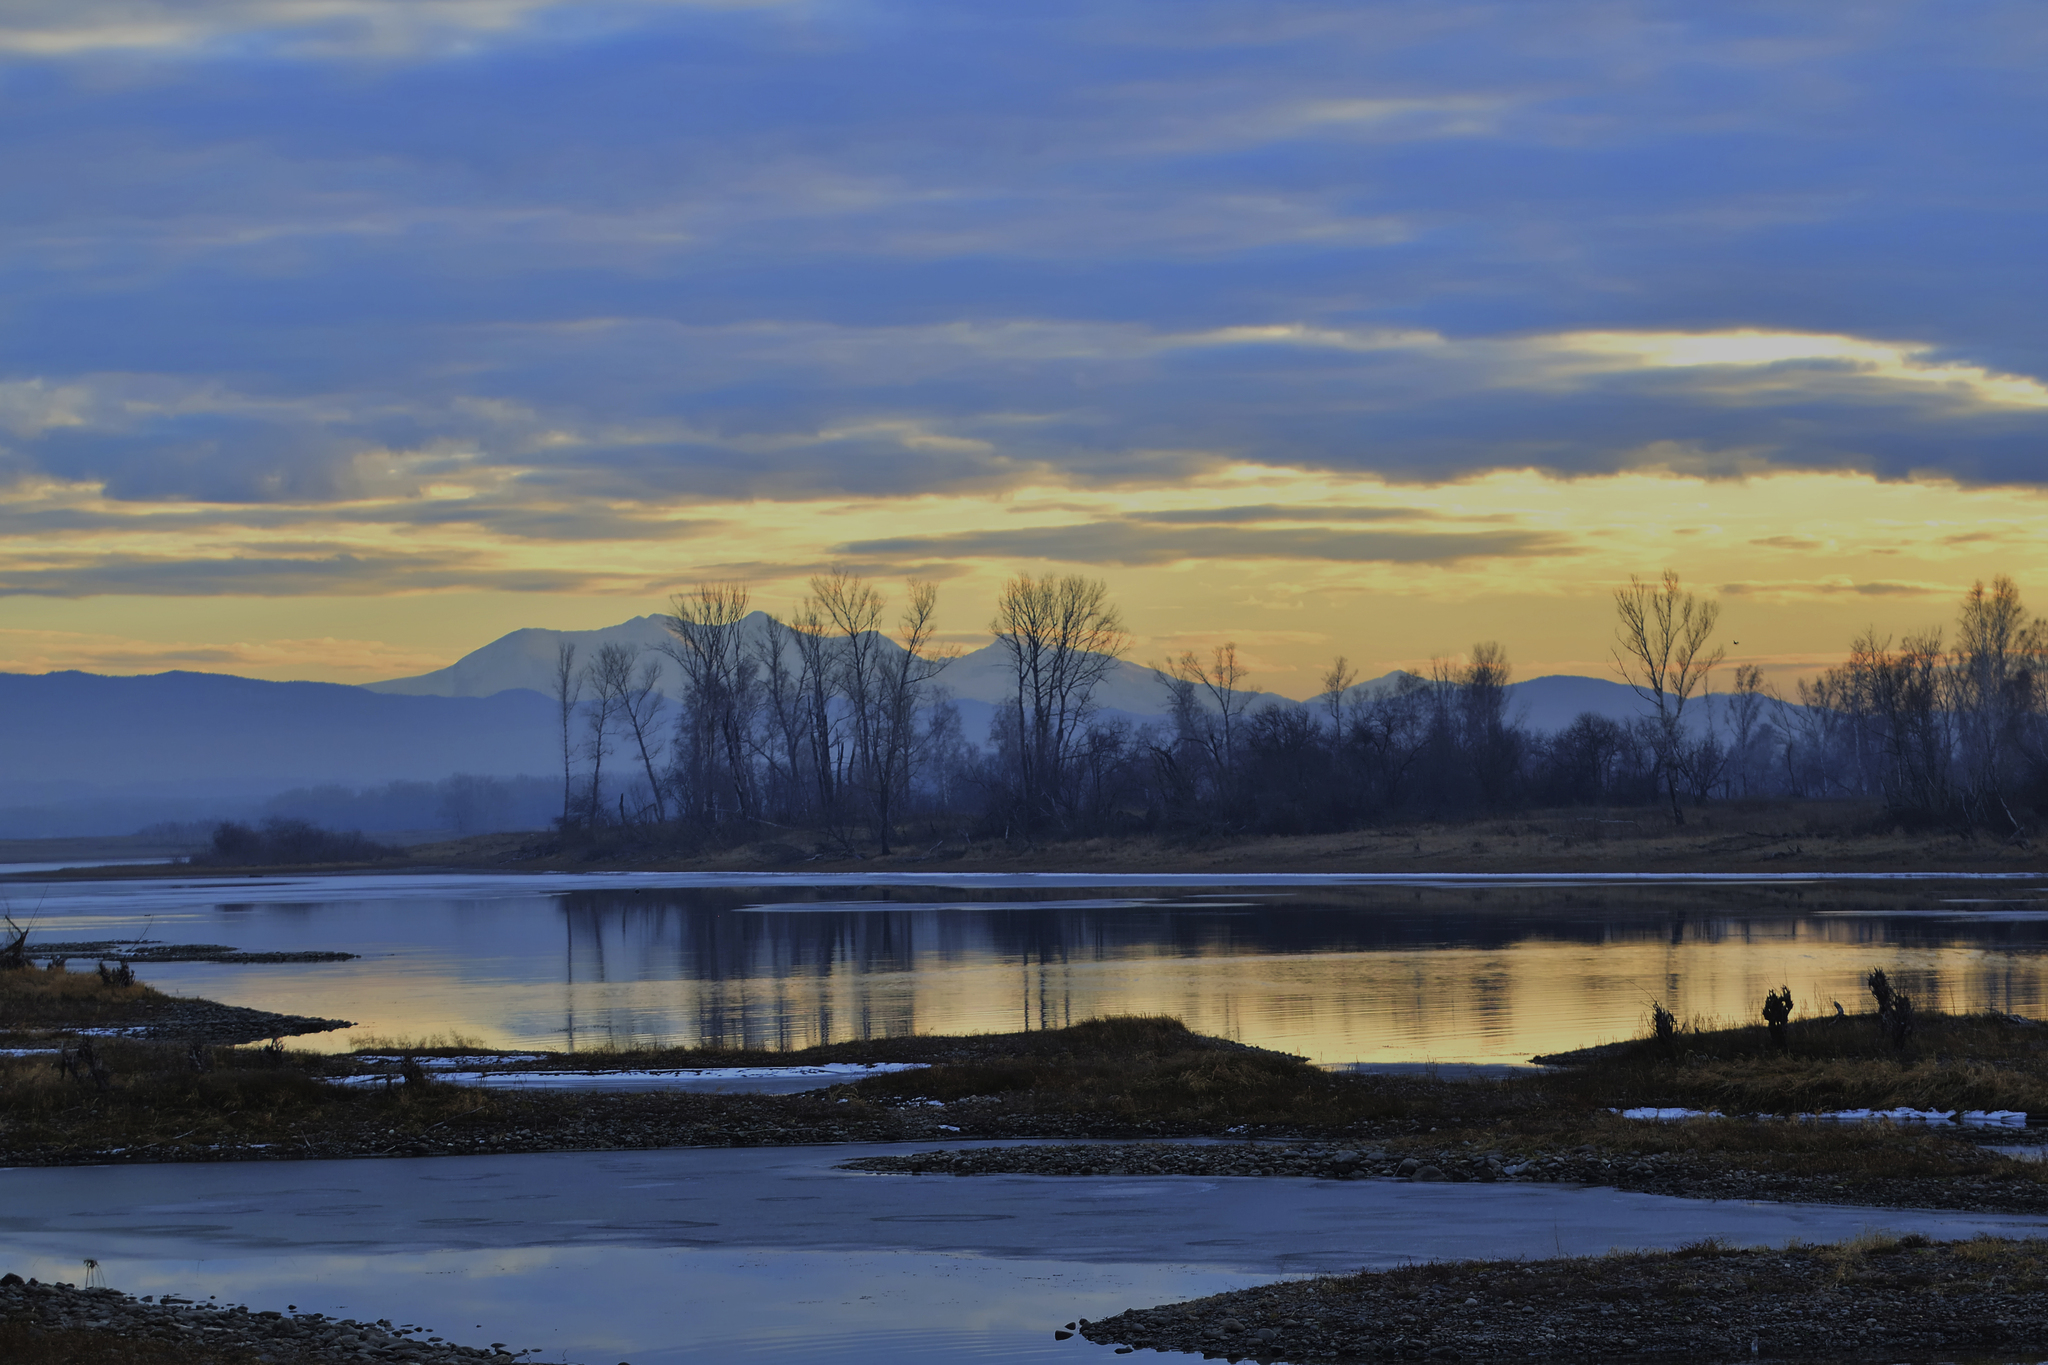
[0,959,351,1047]
[843,1132,2048,1216]
[417,798,2048,874]
[1074,1231,2048,1362]
[11,800,2048,879]
[9,1012,2048,1228]
[0,1275,544,1365]
[836,1006,2048,1214]
[0,1017,1296,1166]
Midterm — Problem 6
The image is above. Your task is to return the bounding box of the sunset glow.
[1,4,2042,692]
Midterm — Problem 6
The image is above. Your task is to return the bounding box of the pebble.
[1074,1238,2048,1361]
[840,1139,2048,1214]
[0,1274,550,1364]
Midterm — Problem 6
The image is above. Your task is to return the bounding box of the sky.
[2,0,2045,697]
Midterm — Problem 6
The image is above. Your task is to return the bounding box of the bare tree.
[1167,642,1254,780]
[991,574,1129,830]
[751,613,813,820]
[617,658,669,823]
[662,582,758,825]
[582,641,637,825]
[1612,570,1725,824]
[1724,663,1770,797]
[789,598,843,820]
[1950,575,2046,836]
[869,580,955,851]
[1461,641,1520,807]
[1319,655,1358,735]
[811,570,887,845]
[551,641,582,827]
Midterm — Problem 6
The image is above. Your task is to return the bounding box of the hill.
[0,672,559,838]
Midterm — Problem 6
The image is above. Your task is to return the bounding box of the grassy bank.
[0,1017,1358,1163]
[408,801,2048,873]
[7,987,2048,1221]
[1532,1004,2048,1114]
[831,1006,2048,1212]
[0,960,165,1029]
[0,958,350,1046]
[15,799,2048,879]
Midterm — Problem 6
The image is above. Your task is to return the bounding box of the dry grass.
[385,1013,1267,1071]
[596,800,2047,874]
[1,1017,1366,1157]
[1531,1007,2048,1113]
[840,1016,1409,1126]
[90,798,2048,877]
[0,961,169,1028]
[0,1038,493,1156]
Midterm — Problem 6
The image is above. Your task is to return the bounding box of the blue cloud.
[0,0,2043,524]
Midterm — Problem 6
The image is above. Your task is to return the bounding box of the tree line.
[547,569,2048,848]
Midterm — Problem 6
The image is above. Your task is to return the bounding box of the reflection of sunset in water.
[53,879,2047,1063]
[542,919,2048,1065]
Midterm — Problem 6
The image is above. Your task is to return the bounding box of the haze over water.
[17,872,2048,1060]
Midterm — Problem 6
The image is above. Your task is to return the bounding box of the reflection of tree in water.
[549,885,2048,1054]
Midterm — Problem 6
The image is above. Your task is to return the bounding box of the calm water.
[12,870,2048,1060]
[14,1144,2047,1365]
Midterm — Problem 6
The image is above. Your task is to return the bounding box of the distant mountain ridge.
[368,613,1675,735]
[0,623,1732,839]
[367,610,1306,719]
[0,671,558,787]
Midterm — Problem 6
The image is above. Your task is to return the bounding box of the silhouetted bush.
[193,818,401,867]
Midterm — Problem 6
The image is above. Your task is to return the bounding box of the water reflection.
[532,885,2048,1062]
[27,876,2047,1063]
[17,1145,2047,1365]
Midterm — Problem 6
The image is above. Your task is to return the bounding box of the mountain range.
[366,611,1304,718]
[0,615,1683,839]
[368,611,1659,735]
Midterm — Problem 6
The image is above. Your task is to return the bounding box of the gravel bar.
[1074,1235,2048,1362]
[0,1273,565,1364]
[840,1139,2048,1214]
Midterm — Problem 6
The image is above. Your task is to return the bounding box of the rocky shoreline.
[0,1089,1145,1167]
[6,1077,2045,1222]
[0,1274,564,1364]
[1072,1234,2048,1363]
[841,1137,2048,1215]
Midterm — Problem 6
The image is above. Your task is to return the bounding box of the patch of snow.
[1616,1105,2028,1126]
[352,1054,544,1068]
[324,1062,929,1091]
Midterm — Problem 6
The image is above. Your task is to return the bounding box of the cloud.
[0,627,448,679]
[0,549,620,596]
[831,521,1566,568]
[10,310,2048,522]
[1129,504,1434,525]
[1718,579,1948,600]
[0,1,785,59]
[0,0,2045,600]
